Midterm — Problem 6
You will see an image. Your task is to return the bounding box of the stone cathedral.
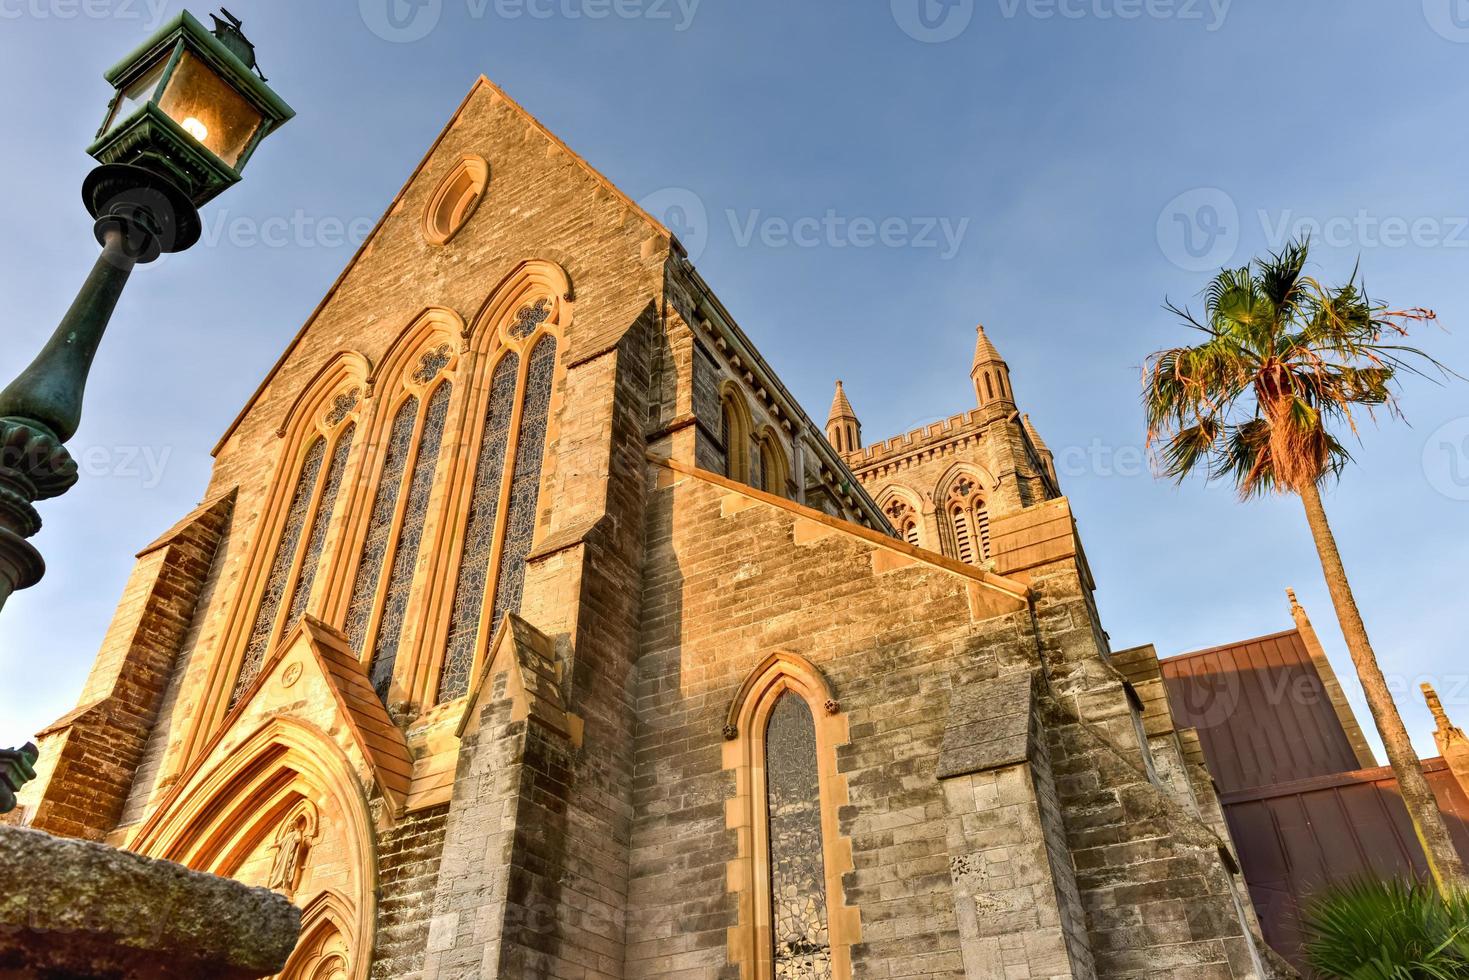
[15,79,1294,979]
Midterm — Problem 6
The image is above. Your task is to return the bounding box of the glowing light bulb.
[181,117,209,142]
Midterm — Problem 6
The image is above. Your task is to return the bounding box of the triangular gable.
[457,614,581,746]
[212,75,673,458]
[295,617,415,808]
[182,616,414,816]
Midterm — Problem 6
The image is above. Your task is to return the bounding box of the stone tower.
[14,78,1287,979]
[836,322,1061,566]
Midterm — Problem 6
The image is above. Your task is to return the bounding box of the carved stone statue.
[268,814,310,895]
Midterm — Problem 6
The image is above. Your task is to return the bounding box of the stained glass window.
[509,299,551,339]
[281,424,355,640]
[488,335,557,636]
[368,382,451,701]
[344,396,420,659]
[438,354,519,703]
[230,436,327,707]
[766,694,832,979]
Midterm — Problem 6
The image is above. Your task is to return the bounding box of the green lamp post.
[0,9,293,622]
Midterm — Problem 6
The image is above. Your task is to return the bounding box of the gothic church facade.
[17,78,1292,980]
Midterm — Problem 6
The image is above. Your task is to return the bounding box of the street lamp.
[0,9,293,619]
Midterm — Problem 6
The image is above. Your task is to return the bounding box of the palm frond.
[1144,236,1457,496]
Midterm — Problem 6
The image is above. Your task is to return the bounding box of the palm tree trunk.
[1299,480,1468,893]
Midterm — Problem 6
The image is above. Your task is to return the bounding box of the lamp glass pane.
[156,50,263,167]
[104,55,169,134]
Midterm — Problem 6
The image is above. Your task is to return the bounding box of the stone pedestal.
[0,825,299,980]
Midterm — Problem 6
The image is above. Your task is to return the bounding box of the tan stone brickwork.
[21,76,1294,980]
[17,492,233,840]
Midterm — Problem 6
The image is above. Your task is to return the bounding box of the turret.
[826,381,861,455]
[1022,413,1057,487]
[970,324,1015,411]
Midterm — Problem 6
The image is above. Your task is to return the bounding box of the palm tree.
[1144,238,1466,894]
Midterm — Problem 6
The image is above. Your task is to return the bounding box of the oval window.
[423,155,489,245]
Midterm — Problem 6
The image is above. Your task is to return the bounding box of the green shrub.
[1304,878,1469,979]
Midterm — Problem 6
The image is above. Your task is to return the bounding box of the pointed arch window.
[344,375,454,703]
[883,496,922,549]
[232,410,357,707]
[944,474,991,566]
[720,387,752,483]
[437,307,561,704]
[488,334,556,633]
[725,654,858,979]
[758,432,789,498]
[766,694,832,976]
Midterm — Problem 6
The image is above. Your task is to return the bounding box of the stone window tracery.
[945,475,990,566]
[487,335,556,635]
[344,397,418,661]
[231,416,356,707]
[439,353,519,703]
[369,381,452,701]
[884,497,921,549]
[344,370,454,703]
[437,305,561,704]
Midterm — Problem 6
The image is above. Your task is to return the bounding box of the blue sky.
[1,0,1466,760]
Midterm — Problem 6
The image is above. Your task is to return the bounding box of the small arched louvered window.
[944,474,991,566]
[232,403,358,706]
[883,496,922,550]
